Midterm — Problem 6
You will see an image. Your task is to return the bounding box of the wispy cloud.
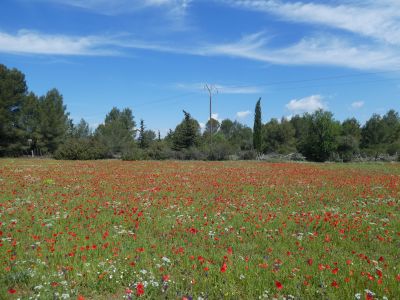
[32,0,191,16]
[2,28,400,71]
[236,110,251,119]
[228,0,400,45]
[204,33,400,70]
[351,101,364,109]
[286,95,326,114]
[0,30,119,55]
[175,82,263,94]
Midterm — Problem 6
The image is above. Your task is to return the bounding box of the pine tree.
[139,119,145,149]
[0,64,28,155]
[173,110,200,150]
[38,89,69,154]
[253,98,262,152]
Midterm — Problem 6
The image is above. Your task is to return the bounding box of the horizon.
[1,0,399,135]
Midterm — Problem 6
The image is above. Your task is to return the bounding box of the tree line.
[1,64,399,162]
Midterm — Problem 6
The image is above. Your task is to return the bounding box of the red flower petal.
[275,281,283,290]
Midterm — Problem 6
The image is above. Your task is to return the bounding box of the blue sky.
[1,0,400,135]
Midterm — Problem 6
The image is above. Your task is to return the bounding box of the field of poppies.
[0,159,399,299]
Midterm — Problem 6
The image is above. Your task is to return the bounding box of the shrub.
[122,147,148,161]
[54,138,109,160]
[238,150,257,160]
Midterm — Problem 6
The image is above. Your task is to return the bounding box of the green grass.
[0,159,399,299]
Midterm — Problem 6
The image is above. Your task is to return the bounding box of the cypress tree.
[253,97,262,152]
[139,119,145,149]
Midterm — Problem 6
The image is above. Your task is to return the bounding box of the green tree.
[138,119,156,149]
[337,118,361,161]
[220,119,234,137]
[290,114,309,149]
[341,118,361,140]
[253,98,262,152]
[17,92,42,155]
[361,114,389,159]
[173,110,201,150]
[382,110,400,144]
[204,118,220,136]
[220,119,253,151]
[262,118,296,154]
[0,64,28,155]
[38,89,69,154]
[300,110,340,162]
[73,119,91,139]
[138,119,146,149]
[95,107,136,156]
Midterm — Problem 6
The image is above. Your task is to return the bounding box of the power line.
[218,68,400,90]
[72,69,400,120]
[204,84,218,147]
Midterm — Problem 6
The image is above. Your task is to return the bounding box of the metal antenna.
[204,84,218,147]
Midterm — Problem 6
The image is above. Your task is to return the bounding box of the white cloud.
[175,82,262,94]
[286,95,326,114]
[33,0,191,16]
[228,0,400,45]
[0,30,118,55]
[236,110,251,119]
[351,101,364,109]
[2,28,400,71]
[211,113,222,122]
[204,33,400,71]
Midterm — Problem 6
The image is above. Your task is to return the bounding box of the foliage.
[253,97,262,152]
[299,110,341,162]
[95,107,136,157]
[2,64,400,162]
[172,110,201,150]
[204,118,220,137]
[122,146,148,161]
[262,118,296,154]
[54,138,109,160]
[38,89,70,154]
[0,64,28,155]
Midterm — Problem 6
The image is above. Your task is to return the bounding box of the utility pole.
[204,84,218,147]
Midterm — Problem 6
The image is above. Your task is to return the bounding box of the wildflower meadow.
[0,159,399,299]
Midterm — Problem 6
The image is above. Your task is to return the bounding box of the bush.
[387,142,400,156]
[122,147,148,161]
[183,147,207,160]
[54,138,109,160]
[238,150,257,160]
[147,142,175,160]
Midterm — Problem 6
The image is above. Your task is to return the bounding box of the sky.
[1,0,400,135]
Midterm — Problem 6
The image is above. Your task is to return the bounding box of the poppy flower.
[275,281,283,290]
[221,262,227,273]
[136,282,144,296]
[331,280,339,288]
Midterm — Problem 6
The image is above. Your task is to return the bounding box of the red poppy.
[8,289,16,294]
[275,281,283,290]
[136,282,144,296]
[221,262,227,273]
[376,269,382,278]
